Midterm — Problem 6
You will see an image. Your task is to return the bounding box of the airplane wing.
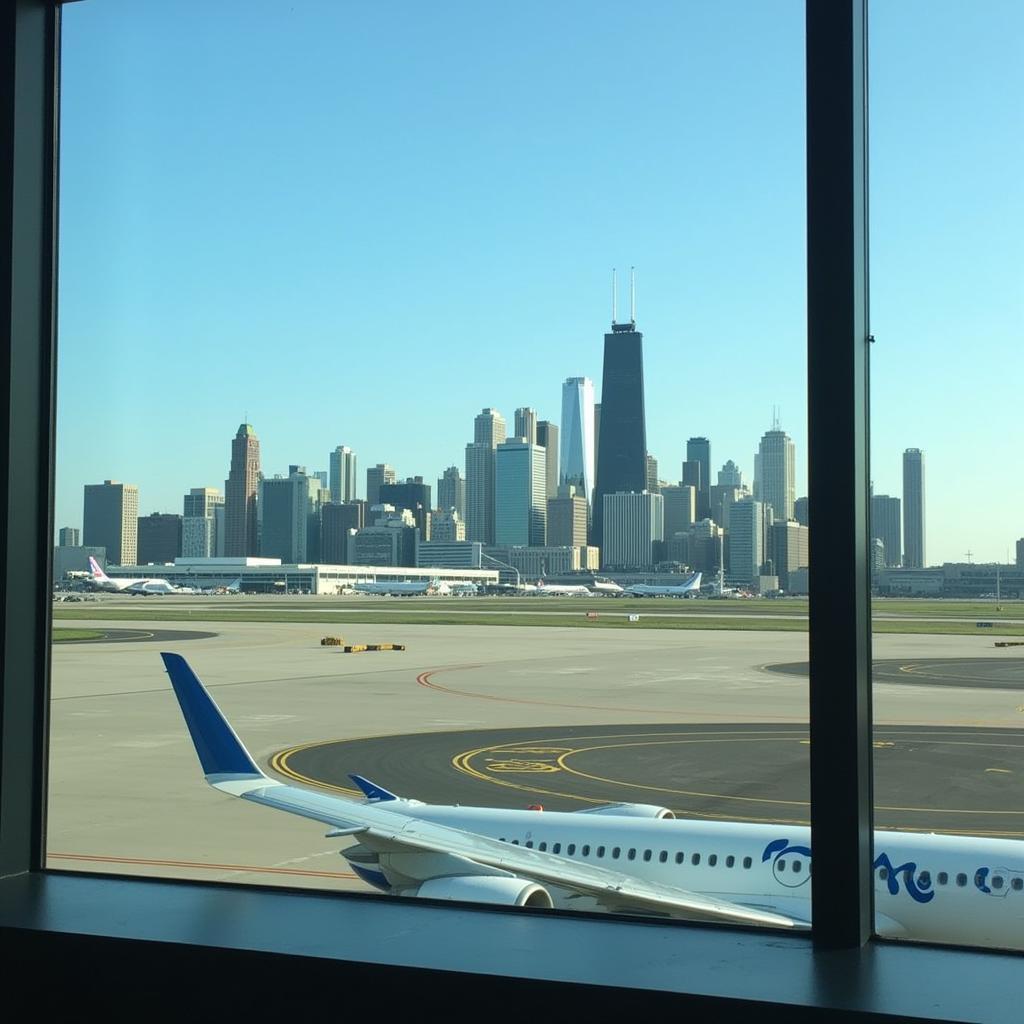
[162,653,806,930]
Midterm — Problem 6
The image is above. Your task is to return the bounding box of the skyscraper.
[465,408,506,545]
[602,491,663,570]
[645,454,660,494]
[379,478,432,539]
[727,497,770,586]
[535,420,559,500]
[514,407,538,445]
[329,446,357,503]
[546,485,588,548]
[902,448,926,568]
[437,466,466,520]
[592,306,647,551]
[718,460,743,487]
[83,480,138,566]
[686,437,711,519]
[366,464,396,506]
[182,487,224,558]
[870,495,901,568]
[661,484,696,539]
[58,527,79,547]
[258,467,320,563]
[1017,538,1024,569]
[137,513,182,564]
[560,376,596,504]
[494,439,547,546]
[224,423,261,557]
[754,427,796,522]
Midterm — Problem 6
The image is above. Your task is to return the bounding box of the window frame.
[0,0,1021,1018]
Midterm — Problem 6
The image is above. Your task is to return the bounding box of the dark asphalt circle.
[765,657,1024,691]
[55,627,219,644]
[274,722,1024,838]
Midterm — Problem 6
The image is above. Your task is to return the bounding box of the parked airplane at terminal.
[87,556,193,595]
[626,572,702,597]
[163,652,1024,948]
[536,580,593,597]
[353,579,435,596]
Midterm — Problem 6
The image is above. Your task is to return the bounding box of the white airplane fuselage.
[346,804,1024,949]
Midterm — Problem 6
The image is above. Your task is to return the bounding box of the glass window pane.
[870,0,1024,951]
[50,0,809,934]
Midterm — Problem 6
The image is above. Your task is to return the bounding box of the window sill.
[0,871,1018,1020]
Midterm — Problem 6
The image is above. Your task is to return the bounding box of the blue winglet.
[349,774,398,802]
[161,652,262,778]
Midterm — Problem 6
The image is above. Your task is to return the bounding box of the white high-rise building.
[602,491,663,570]
[753,427,796,522]
[182,487,224,558]
[727,497,772,586]
[560,377,596,504]
[329,446,357,503]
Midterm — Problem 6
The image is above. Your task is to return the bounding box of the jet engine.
[575,803,676,819]
[411,875,554,908]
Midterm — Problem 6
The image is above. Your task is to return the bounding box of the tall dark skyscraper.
[592,295,647,554]
[686,437,711,519]
[224,423,261,556]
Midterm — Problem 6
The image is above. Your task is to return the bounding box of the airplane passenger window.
[743,858,753,869]
[597,847,605,859]
[691,854,701,866]
[538,842,547,852]
[1013,879,1023,892]
[992,876,1003,891]
[708,855,718,867]
[917,871,929,887]
[938,873,948,886]
[957,874,968,888]
[612,847,621,860]
[675,853,685,865]
[627,849,637,861]
[725,856,735,868]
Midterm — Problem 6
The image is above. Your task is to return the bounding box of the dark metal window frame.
[0,0,1020,1017]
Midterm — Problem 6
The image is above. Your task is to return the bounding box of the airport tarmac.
[47,619,1024,895]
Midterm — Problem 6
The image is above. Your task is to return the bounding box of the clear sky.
[56,1,1022,564]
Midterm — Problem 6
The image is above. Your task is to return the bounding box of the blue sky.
[56,1,1021,564]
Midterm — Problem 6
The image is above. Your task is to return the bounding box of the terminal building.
[99,557,497,595]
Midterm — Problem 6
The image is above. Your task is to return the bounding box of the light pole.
[481,552,520,591]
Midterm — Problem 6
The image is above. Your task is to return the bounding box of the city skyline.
[54,2,1023,565]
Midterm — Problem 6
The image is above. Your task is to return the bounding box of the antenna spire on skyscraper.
[630,266,636,324]
[612,268,617,325]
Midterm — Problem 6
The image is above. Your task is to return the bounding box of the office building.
[546,485,588,548]
[379,477,432,539]
[465,408,506,545]
[718,460,743,487]
[437,466,466,520]
[83,480,138,566]
[794,496,809,527]
[645,454,660,494]
[1018,538,1024,569]
[349,510,418,567]
[871,495,901,568]
[417,540,483,569]
[753,426,796,522]
[58,527,79,547]
[592,312,647,551]
[771,520,810,591]
[494,438,547,547]
[727,497,771,586]
[258,468,320,563]
[559,376,596,504]
[661,485,696,539]
[366,464,396,506]
[903,448,926,568]
[514,407,537,445]
[224,423,261,557]
[687,437,711,519]
[321,501,364,563]
[536,420,559,500]
[709,484,742,531]
[602,492,663,570]
[329,446,357,503]
[681,460,701,492]
[136,513,182,565]
[593,402,601,482]
[431,508,466,542]
[688,519,724,575]
[182,487,224,558]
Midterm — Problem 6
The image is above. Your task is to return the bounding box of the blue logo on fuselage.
[873,852,933,903]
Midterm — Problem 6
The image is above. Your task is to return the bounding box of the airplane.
[353,579,435,596]
[625,572,702,598]
[162,652,1024,949]
[87,556,193,595]
[535,579,593,597]
[591,578,625,596]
